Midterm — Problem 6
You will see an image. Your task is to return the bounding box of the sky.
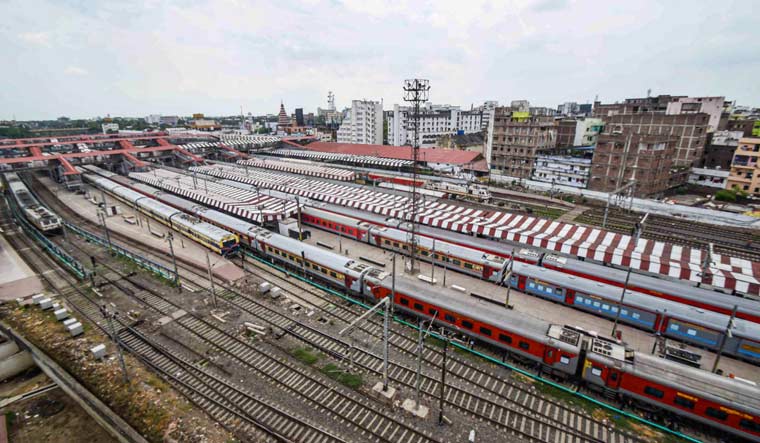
[1,0,759,120]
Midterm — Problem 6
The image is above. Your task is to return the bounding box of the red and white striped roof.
[188,163,760,295]
[237,158,355,181]
[268,149,414,168]
[129,169,298,224]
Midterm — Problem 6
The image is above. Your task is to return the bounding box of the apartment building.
[336,100,383,145]
[387,103,484,147]
[488,108,557,178]
[726,137,760,196]
[531,155,591,188]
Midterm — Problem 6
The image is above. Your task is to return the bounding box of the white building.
[387,103,484,147]
[531,155,591,188]
[145,114,161,125]
[573,118,604,147]
[336,100,383,145]
[101,122,119,134]
[557,102,579,116]
[688,167,729,188]
[666,96,725,132]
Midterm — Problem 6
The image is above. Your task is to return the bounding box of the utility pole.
[430,238,436,284]
[295,196,303,241]
[403,79,430,275]
[442,256,447,287]
[438,328,448,426]
[98,210,113,253]
[391,253,396,317]
[166,232,180,289]
[205,251,217,308]
[712,305,738,373]
[504,251,514,308]
[100,305,129,384]
[414,313,437,410]
[611,266,632,337]
[339,297,392,391]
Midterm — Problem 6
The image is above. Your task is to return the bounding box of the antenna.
[403,79,430,274]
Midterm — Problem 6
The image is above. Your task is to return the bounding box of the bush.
[715,190,737,202]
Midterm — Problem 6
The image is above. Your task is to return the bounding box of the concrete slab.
[38,176,245,284]
[0,233,44,301]
[303,228,760,382]
[372,382,396,403]
[401,398,429,419]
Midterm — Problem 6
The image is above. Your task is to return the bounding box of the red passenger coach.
[367,173,425,187]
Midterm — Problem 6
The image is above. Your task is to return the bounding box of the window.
[480,327,492,336]
[329,271,338,278]
[519,341,530,350]
[740,419,760,433]
[674,396,695,409]
[687,329,697,336]
[429,308,438,316]
[591,367,602,377]
[461,320,473,329]
[399,298,409,306]
[444,314,456,323]
[644,386,664,399]
[706,408,728,421]
[559,356,570,365]
[499,334,512,344]
[464,263,473,269]
[413,303,424,311]
[610,372,618,381]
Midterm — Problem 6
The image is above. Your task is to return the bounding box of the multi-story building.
[531,155,591,188]
[589,132,677,196]
[145,114,161,125]
[573,118,604,147]
[600,112,708,167]
[593,95,685,117]
[665,96,725,132]
[702,131,744,169]
[160,115,179,126]
[726,137,760,196]
[555,119,578,148]
[488,108,557,178]
[387,103,483,147]
[726,118,760,138]
[277,103,291,130]
[295,108,304,126]
[101,122,119,134]
[557,102,579,116]
[336,99,383,145]
[688,168,729,189]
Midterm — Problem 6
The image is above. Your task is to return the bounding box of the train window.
[393,242,400,247]
[384,239,391,245]
[591,367,602,377]
[644,386,664,399]
[413,303,424,311]
[593,302,600,308]
[610,306,618,313]
[402,245,409,250]
[632,313,640,320]
[609,372,618,381]
[444,314,456,323]
[480,327,492,336]
[429,308,438,316]
[499,334,512,344]
[706,407,728,421]
[461,320,473,329]
[740,419,760,432]
[602,304,609,310]
[621,309,628,315]
[519,341,530,350]
[674,396,695,410]
[399,298,409,306]
[464,263,473,269]
[687,329,697,336]
[452,259,461,266]
[670,324,679,331]
[585,299,592,305]
[559,356,570,365]
[329,271,338,278]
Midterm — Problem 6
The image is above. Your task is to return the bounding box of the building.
[477,101,499,131]
[488,108,557,178]
[191,119,221,131]
[531,155,591,188]
[555,119,578,148]
[436,132,485,152]
[101,123,119,134]
[726,118,760,137]
[702,130,744,169]
[336,99,383,145]
[160,115,179,126]
[599,112,708,167]
[557,102,579,116]
[589,132,676,196]
[593,95,685,117]
[688,168,729,189]
[277,103,291,129]
[145,114,161,125]
[665,96,724,132]
[573,118,604,147]
[726,137,760,196]
[387,103,484,147]
[295,108,304,126]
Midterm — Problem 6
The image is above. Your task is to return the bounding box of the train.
[80,165,760,442]
[300,205,760,328]
[84,173,239,256]
[3,172,62,234]
[368,172,491,202]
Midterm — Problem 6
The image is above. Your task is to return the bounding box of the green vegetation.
[320,363,363,389]
[5,411,16,431]
[292,347,319,365]
[715,189,738,202]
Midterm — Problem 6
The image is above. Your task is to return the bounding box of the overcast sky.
[2,0,758,120]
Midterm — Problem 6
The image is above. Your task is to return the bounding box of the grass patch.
[320,363,363,389]
[292,347,319,365]
[531,381,598,414]
[5,411,16,431]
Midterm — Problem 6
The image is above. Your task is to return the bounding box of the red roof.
[302,142,486,169]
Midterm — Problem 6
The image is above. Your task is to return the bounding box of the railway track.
[66,239,442,443]
[0,200,347,443]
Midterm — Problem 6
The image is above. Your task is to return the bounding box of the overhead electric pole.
[403,79,430,274]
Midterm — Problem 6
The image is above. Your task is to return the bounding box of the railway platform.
[0,233,43,301]
[302,227,760,382]
[37,177,245,285]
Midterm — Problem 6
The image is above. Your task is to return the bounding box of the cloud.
[17,31,51,47]
[64,66,88,76]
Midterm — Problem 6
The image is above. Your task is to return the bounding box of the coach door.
[606,368,622,389]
